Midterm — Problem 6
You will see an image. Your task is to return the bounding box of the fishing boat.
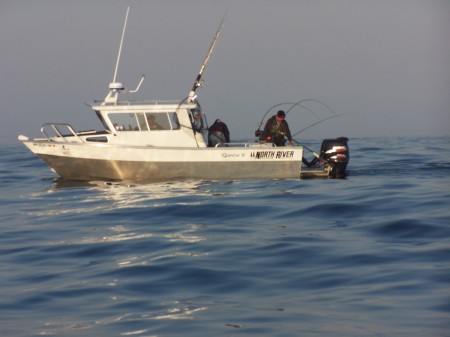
[18,8,349,183]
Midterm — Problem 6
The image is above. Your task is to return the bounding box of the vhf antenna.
[105,6,144,104]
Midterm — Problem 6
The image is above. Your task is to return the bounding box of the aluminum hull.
[23,140,303,182]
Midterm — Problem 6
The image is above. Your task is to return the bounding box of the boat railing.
[93,99,194,106]
[216,142,276,148]
[41,123,84,143]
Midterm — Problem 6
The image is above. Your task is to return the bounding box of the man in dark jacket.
[260,110,293,146]
[208,119,230,147]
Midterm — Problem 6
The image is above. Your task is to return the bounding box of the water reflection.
[47,223,207,249]
[51,178,213,207]
[33,178,215,218]
[38,300,208,335]
[151,301,208,320]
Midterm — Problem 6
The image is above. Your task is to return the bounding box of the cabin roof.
[93,100,198,112]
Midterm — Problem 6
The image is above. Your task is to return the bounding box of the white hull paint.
[23,140,303,182]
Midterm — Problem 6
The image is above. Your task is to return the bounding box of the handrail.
[41,123,84,143]
[93,99,194,106]
[214,142,282,148]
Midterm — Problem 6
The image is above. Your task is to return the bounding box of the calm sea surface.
[1,136,449,337]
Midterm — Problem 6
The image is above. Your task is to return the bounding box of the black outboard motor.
[320,137,349,178]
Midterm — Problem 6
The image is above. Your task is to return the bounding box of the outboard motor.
[320,137,349,179]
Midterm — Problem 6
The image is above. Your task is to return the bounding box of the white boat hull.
[22,140,303,182]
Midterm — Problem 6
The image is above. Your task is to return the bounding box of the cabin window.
[170,112,180,129]
[146,113,171,130]
[109,113,140,131]
[190,108,205,131]
[108,112,180,132]
[136,113,148,131]
[86,136,108,143]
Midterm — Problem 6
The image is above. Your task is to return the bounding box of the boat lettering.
[276,150,294,158]
[222,153,240,158]
[33,143,56,148]
[251,151,275,159]
[251,150,294,159]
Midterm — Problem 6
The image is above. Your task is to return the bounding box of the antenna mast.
[113,6,130,83]
[104,7,145,104]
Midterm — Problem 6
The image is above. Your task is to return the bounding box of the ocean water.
[1,136,449,337]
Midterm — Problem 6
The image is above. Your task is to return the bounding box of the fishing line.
[256,102,295,131]
[286,98,337,116]
[256,98,338,134]
[291,112,351,137]
[292,139,322,160]
[286,102,320,119]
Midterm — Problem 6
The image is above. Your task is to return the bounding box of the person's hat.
[277,110,285,117]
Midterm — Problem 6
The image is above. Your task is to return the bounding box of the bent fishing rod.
[255,98,336,134]
[285,98,337,118]
[291,112,351,138]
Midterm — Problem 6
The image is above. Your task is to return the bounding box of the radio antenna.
[113,6,130,83]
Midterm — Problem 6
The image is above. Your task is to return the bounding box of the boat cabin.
[89,100,207,148]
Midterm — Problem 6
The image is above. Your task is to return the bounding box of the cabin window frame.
[95,111,110,131]
[107,112,181,132]
[108,112,140,131]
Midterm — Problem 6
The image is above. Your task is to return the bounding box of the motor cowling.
[320,137,349,178]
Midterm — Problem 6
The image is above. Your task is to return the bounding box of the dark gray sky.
[2,0,450,144]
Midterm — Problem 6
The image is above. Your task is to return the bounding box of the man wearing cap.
[260,110,293,146]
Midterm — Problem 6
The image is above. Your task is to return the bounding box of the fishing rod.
[255,100,319,136]
[291,112,351,138]
[255,102,294,135]
[292,139,323,161]
[255,98,336,136]
[188,11,227,102]
[256,102,295,130]
[285,98,336,117]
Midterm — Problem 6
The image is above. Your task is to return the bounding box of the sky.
[1,0,450,144]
